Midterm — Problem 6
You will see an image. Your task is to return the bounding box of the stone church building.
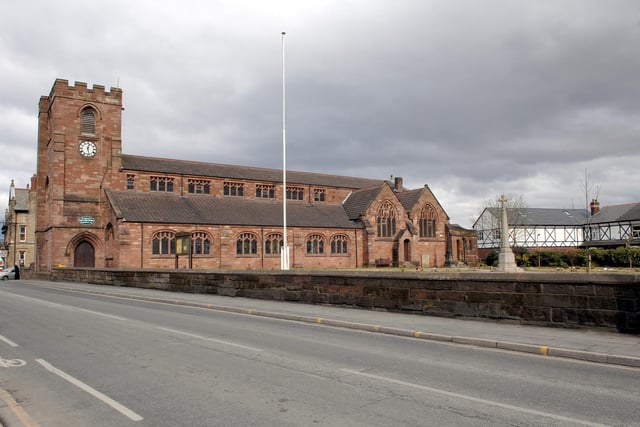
[33,79,477,272]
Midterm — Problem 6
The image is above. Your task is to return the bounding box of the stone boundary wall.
[46,269,640,334]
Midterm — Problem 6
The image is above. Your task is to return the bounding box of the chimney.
[394,176,403,192]
[590,199,600,216]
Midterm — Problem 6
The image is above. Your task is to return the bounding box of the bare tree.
[581,169,600,272]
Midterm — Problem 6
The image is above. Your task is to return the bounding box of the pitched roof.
[342,185,383,220]
[106,190,360,229]
[396,188,422,210]
[590,202,640,224]
[14,189,30,211]
[121,154,383,189]
[483,207,588,226]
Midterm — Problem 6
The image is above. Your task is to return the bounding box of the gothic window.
[152,231,176,255]
[264,233,283,255]
[150,176,174,192]
[256,184,275,199]
[236,233,258,256]
[306,234,325,255]
[224,182,244,196]
[188,179,211,194]
[419,205,437,238]
[126,174,135,190]
[313,189,325,202]
[330,234,348,255]
[376,201,396,238]
[81,108,96,135]
[191,232,211,255]
[287,186,304,201]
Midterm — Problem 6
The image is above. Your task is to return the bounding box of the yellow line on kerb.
[247,309,253,315]
[539,346,549,355]
[414,331,422,338]
[0,388,41,427]
[316,318,323,324]
[372,326,380,332]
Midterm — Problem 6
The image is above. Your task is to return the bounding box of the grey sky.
[1,0,639,227]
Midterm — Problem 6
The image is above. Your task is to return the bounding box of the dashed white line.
[0,334,19,347]
[36,359,143,422]
[157,326,264,352]
[340,368,612,427]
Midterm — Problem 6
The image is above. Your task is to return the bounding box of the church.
[31,79,477,272]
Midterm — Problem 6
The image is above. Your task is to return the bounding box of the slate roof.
[121,155,384,189]
[590,202,640,224]
[396,188,422,211]
[106,191,360,229]
[342,185,383,220]
[484,207,588,226]
[14,189,30,211]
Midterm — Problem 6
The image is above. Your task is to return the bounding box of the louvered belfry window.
[81,108,96,135]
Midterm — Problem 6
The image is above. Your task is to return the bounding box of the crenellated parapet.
[49,78,122,105]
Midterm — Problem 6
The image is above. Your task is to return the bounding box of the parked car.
[0,267,16,281]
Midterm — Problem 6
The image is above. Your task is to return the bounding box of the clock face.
[79,141,97,157]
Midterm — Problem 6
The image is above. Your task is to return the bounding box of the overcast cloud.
[1,0,639,227]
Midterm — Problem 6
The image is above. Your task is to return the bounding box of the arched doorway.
[74,241,95,267]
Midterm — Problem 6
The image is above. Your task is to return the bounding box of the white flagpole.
[281,31,290,270]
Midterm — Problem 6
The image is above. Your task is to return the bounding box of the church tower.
[35,79,123,271]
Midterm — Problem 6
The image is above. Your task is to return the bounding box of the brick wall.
[47,269,640,333]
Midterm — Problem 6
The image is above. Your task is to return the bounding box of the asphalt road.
[1,280,639,426]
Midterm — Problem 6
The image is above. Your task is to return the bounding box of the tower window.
[81,108,96,135]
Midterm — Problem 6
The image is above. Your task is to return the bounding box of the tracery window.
[191,232,211,255]
[376,201,396,238]
[224,182,244,197]
[150,176,174,192]
[330,234,348,255]
[236,233,258,256]
[419,205,437,238]
[306,234,325,255]
[188,179,210,194]
[264,233,283,256]
[256,184,275,199]
[81,108,96,135]
[287,186,304,201]
[126,174,135,190]
[313,189,325,202]
[152,231,176,255]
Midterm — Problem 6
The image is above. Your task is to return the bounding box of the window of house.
[313,189,325,202]
[287,186,304,201]
[224,182,244,197]
[419,205,437,238]
[306,234,325,255]
[376,201,396,238]
[264,233,283,255]
[330,234,348,255]
[256,184,275,199]
[81,108,96,135]
[192,232,211,255]
[633,225,640,239]
[152,231,176,255]
[126,174,135,190]
[150,176,174,192]
[236,233,258,256]
[188,179,211,194]
[19,225,26,242]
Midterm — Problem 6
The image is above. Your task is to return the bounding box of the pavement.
[43,280,640,369]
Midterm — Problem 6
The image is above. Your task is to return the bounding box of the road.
[1,280,639,426]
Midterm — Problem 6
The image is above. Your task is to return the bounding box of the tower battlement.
[49,78,122,105]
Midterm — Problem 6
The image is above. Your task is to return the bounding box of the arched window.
[236,233,258,256]
[330,234,349,255]
[419,205,437,238]
[81,108,96,135]
[191,232,211,255]
[152,231,176,255]
[264,233,283,255]
[376,201,397,238]
[306,234,325,255]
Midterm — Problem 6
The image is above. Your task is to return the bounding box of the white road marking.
[3,293,128,320]
[0,334,19,347]
[340,368,612,427]
[75,307,127,321]
[157,326,264,352]
[36,359,143,422]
